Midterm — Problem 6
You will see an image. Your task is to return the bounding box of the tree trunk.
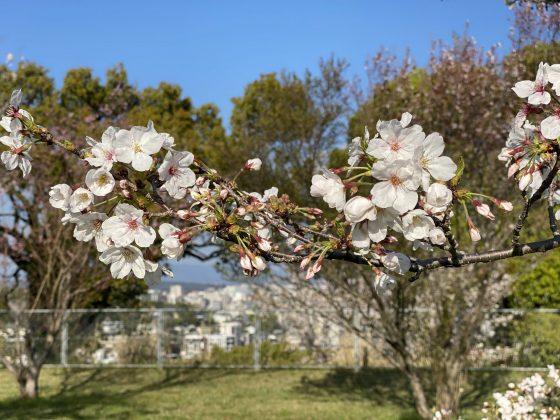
[407,370,431,419]
[17,366,40,399]
[434,359,465,416]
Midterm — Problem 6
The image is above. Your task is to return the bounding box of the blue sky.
[1,0,516,284]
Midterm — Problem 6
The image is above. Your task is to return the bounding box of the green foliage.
[209,342,311,366]
[229,58,349,204]
[510,249,560,308]
[327,148,348,169]
[512,313,560,365]
[61,68,105,111]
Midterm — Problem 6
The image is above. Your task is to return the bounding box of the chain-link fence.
[0,308,558,370]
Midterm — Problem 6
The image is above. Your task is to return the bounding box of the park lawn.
[0,367,526,419]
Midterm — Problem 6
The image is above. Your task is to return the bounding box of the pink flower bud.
[235,207,247,216]
[305,259,323,280]
[518,173,532,191]
[220,189,228,200]
[508,162,519,178]
[121,189,132,199]
[300,255,312,269]
[179,231,192,244]
[255,236,271,252]
[467,218,481,242]
[244,158,262,171]
[239,252,252,271]
[195,176,206,186]
[472,200,495,220]
[491,198,513,212]
[293,244,305,253]
[382,236,399,244]
[307,208,323,216]
[118,180,128,189]
[177,210,189,220]
[252,256,266,271]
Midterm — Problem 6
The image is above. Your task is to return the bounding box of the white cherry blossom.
[68,188,93,212]
[158,151,196,199]
[380,251,411,275]
[370,160,421,214]
[367,117,424,162]
[161,133,176,151]
[244,158,262,171]
[546,63,560,95]
[85,127,118,170]
[102,203,156,248]
[541,110,560,140]
[0,132,32,177]
[114,124,164,171]
[248,186,278,203]
[429,228,446,245]
[72,212,110,252]
[351,206,400,248]
[310,169,346,211]
[348,127,369,167]
[159,223,185,259]
[343,196,376,223]
[0,89,34,133]
[401,209,435,241]
[415,132,457,190]
[512,62,551,105]
[425,183,453,214]
[85,168,115,197]
[49,184,73,211]
[99,245,147,279]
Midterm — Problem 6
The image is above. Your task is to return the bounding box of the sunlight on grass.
[0,368,530,419]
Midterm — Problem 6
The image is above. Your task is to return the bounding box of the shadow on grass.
[296,367,505,419]
[297,367,421,420]
[0,368,234,419]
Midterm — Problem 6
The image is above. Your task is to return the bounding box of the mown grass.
[0,367,529,419]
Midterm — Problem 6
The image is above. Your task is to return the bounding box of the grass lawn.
[0,367,528,419]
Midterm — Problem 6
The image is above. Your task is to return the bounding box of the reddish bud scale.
[179,232,191,244]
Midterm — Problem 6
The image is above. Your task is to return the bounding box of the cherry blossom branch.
[3,62,560,292]
[512,150,560,246]
[548,205,560,238]
[437,210,462,266]
[412,235,560,273]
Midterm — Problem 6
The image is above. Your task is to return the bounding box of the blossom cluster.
[504,62,560,218]
[0,89,303,284]
[309,112,512,286]
[482,365,560,419]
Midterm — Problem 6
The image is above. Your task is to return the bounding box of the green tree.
[229,57,350,204]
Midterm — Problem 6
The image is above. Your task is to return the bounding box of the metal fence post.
[60,310,68,367]
[352,332,361,372]
[352,310,361,372]
[156,309,164,368]
[253,311,261,371]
